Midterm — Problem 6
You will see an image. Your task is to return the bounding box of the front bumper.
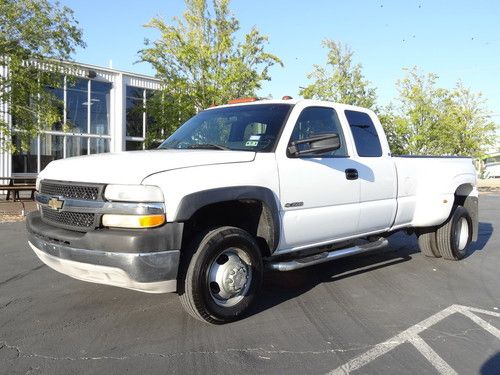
[27,212,181,293]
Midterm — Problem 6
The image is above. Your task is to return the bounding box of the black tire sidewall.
[450,206,473,259]
[190,228,263,322]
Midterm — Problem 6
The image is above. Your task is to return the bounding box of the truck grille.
[40,181,102,201]
[41,207,96,231]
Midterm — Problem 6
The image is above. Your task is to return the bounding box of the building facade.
[0,61,161,177]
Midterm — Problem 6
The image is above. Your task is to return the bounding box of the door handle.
[345,168,358,180]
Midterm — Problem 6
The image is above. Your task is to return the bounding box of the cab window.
[289,107,347,157]
[345,110,382,157]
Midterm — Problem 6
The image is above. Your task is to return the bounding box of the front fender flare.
[175,186,280,253]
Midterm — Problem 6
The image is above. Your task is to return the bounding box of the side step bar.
[266,237,389,272]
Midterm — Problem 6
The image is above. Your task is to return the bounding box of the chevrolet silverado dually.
[27,98,478,323]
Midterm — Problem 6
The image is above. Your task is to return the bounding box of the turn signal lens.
[102,214,165,229]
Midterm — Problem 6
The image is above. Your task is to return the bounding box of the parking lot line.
[328,305,500,375]
[408,335,458,375]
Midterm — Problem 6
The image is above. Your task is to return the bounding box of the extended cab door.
[276,105,361,252]
[343,109,397,234]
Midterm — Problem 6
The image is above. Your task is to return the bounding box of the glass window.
[11,135,38,174]
[90,138,110,154]
[67,136,88,158]
[126,140,144,151]
[46,84,64,131]
[159,104,292,152]
[289,107,347,157]
[40,134,64,170]
[345,110,382,157]
[126,86,144,99]
[145,89,160,138]
[126,86,144,137]
[90,81,111,135]
[66,78,89,133]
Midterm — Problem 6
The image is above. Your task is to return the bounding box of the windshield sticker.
[245,140,259,147]
[249,135,261,141]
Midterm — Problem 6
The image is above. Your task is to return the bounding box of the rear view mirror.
[288,133,340,157]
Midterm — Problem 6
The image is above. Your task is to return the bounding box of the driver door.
[276,106,361,252]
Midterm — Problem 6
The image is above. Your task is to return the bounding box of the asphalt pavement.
[1,193,499,374]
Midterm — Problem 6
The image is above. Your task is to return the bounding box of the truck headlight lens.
[104,185,163,202]
[102,214,165,228]
[35,178,41,191]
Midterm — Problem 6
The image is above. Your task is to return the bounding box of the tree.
[0,0,84,152]
[299,39,377,109]
[381,68,496,158]
[140,0,283,135]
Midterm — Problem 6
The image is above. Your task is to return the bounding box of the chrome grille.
[41,206,96,230]
[40,181,102,201]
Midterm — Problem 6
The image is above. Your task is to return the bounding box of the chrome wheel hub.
[208,248,252,307]
[457,217,469,251]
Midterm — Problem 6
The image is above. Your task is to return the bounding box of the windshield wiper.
[187,143,230,150]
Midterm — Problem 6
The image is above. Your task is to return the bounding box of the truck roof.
[207,98,372,114]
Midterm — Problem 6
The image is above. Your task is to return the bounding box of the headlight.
[104,184,163,202]
[102,214,165,229]
[35,178,41,191]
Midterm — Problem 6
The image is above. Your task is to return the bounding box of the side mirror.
[287,133,341,157]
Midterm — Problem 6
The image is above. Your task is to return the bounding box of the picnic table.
[0,176,36,201]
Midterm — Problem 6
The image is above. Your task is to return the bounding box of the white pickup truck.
[27,98,478,323]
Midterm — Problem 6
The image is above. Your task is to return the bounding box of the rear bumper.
[26,212,181,293]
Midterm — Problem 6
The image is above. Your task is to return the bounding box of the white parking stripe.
[459,309,500,339]
[328,305,500,375]
[408,335,458,375]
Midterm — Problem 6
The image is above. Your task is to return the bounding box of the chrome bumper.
[28,232,180,294]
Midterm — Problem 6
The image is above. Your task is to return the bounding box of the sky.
[61,0,500,118]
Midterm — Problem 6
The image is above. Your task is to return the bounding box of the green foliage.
[381,68,496,158]
[0,0,84,152]
[300,39,377,109]
[140,0,282,136]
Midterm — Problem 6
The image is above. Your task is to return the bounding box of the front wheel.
[178,226,263,324]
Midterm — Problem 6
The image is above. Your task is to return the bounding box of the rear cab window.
[345,110,382,157]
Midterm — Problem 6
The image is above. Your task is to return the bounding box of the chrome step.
[266,237,389,272]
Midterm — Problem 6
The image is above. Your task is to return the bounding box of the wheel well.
[453,183,478,242]
[182,200,276,257]
[454,183,474,206]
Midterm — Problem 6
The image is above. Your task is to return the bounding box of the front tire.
[178,226,263,324]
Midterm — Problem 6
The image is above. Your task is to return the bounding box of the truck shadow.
[467,222,494,256]
[248,222,493,318]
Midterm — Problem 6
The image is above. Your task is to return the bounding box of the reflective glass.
[160,104,292,152]
[11,134,38,174]
[345,110,382,157]
[90,138,110,154]
[40,134,64,171]
[46,84,64,131]
[90,81,111,135]
[126,141,144,151]
[126,86,144,99]
[67,136,88,157]
[66,78,89,133]
[126,96,144,137]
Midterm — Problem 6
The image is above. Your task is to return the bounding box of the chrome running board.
[266,238,389,272]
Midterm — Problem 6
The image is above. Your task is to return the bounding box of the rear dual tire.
[417,205,472,260]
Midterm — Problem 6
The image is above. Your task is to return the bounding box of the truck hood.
[38,149,256,184]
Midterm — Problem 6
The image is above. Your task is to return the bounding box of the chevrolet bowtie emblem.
[48,197,64,211]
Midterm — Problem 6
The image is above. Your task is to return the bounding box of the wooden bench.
[0,177,36,201]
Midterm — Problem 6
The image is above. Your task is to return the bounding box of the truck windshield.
[158,104,292,152]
